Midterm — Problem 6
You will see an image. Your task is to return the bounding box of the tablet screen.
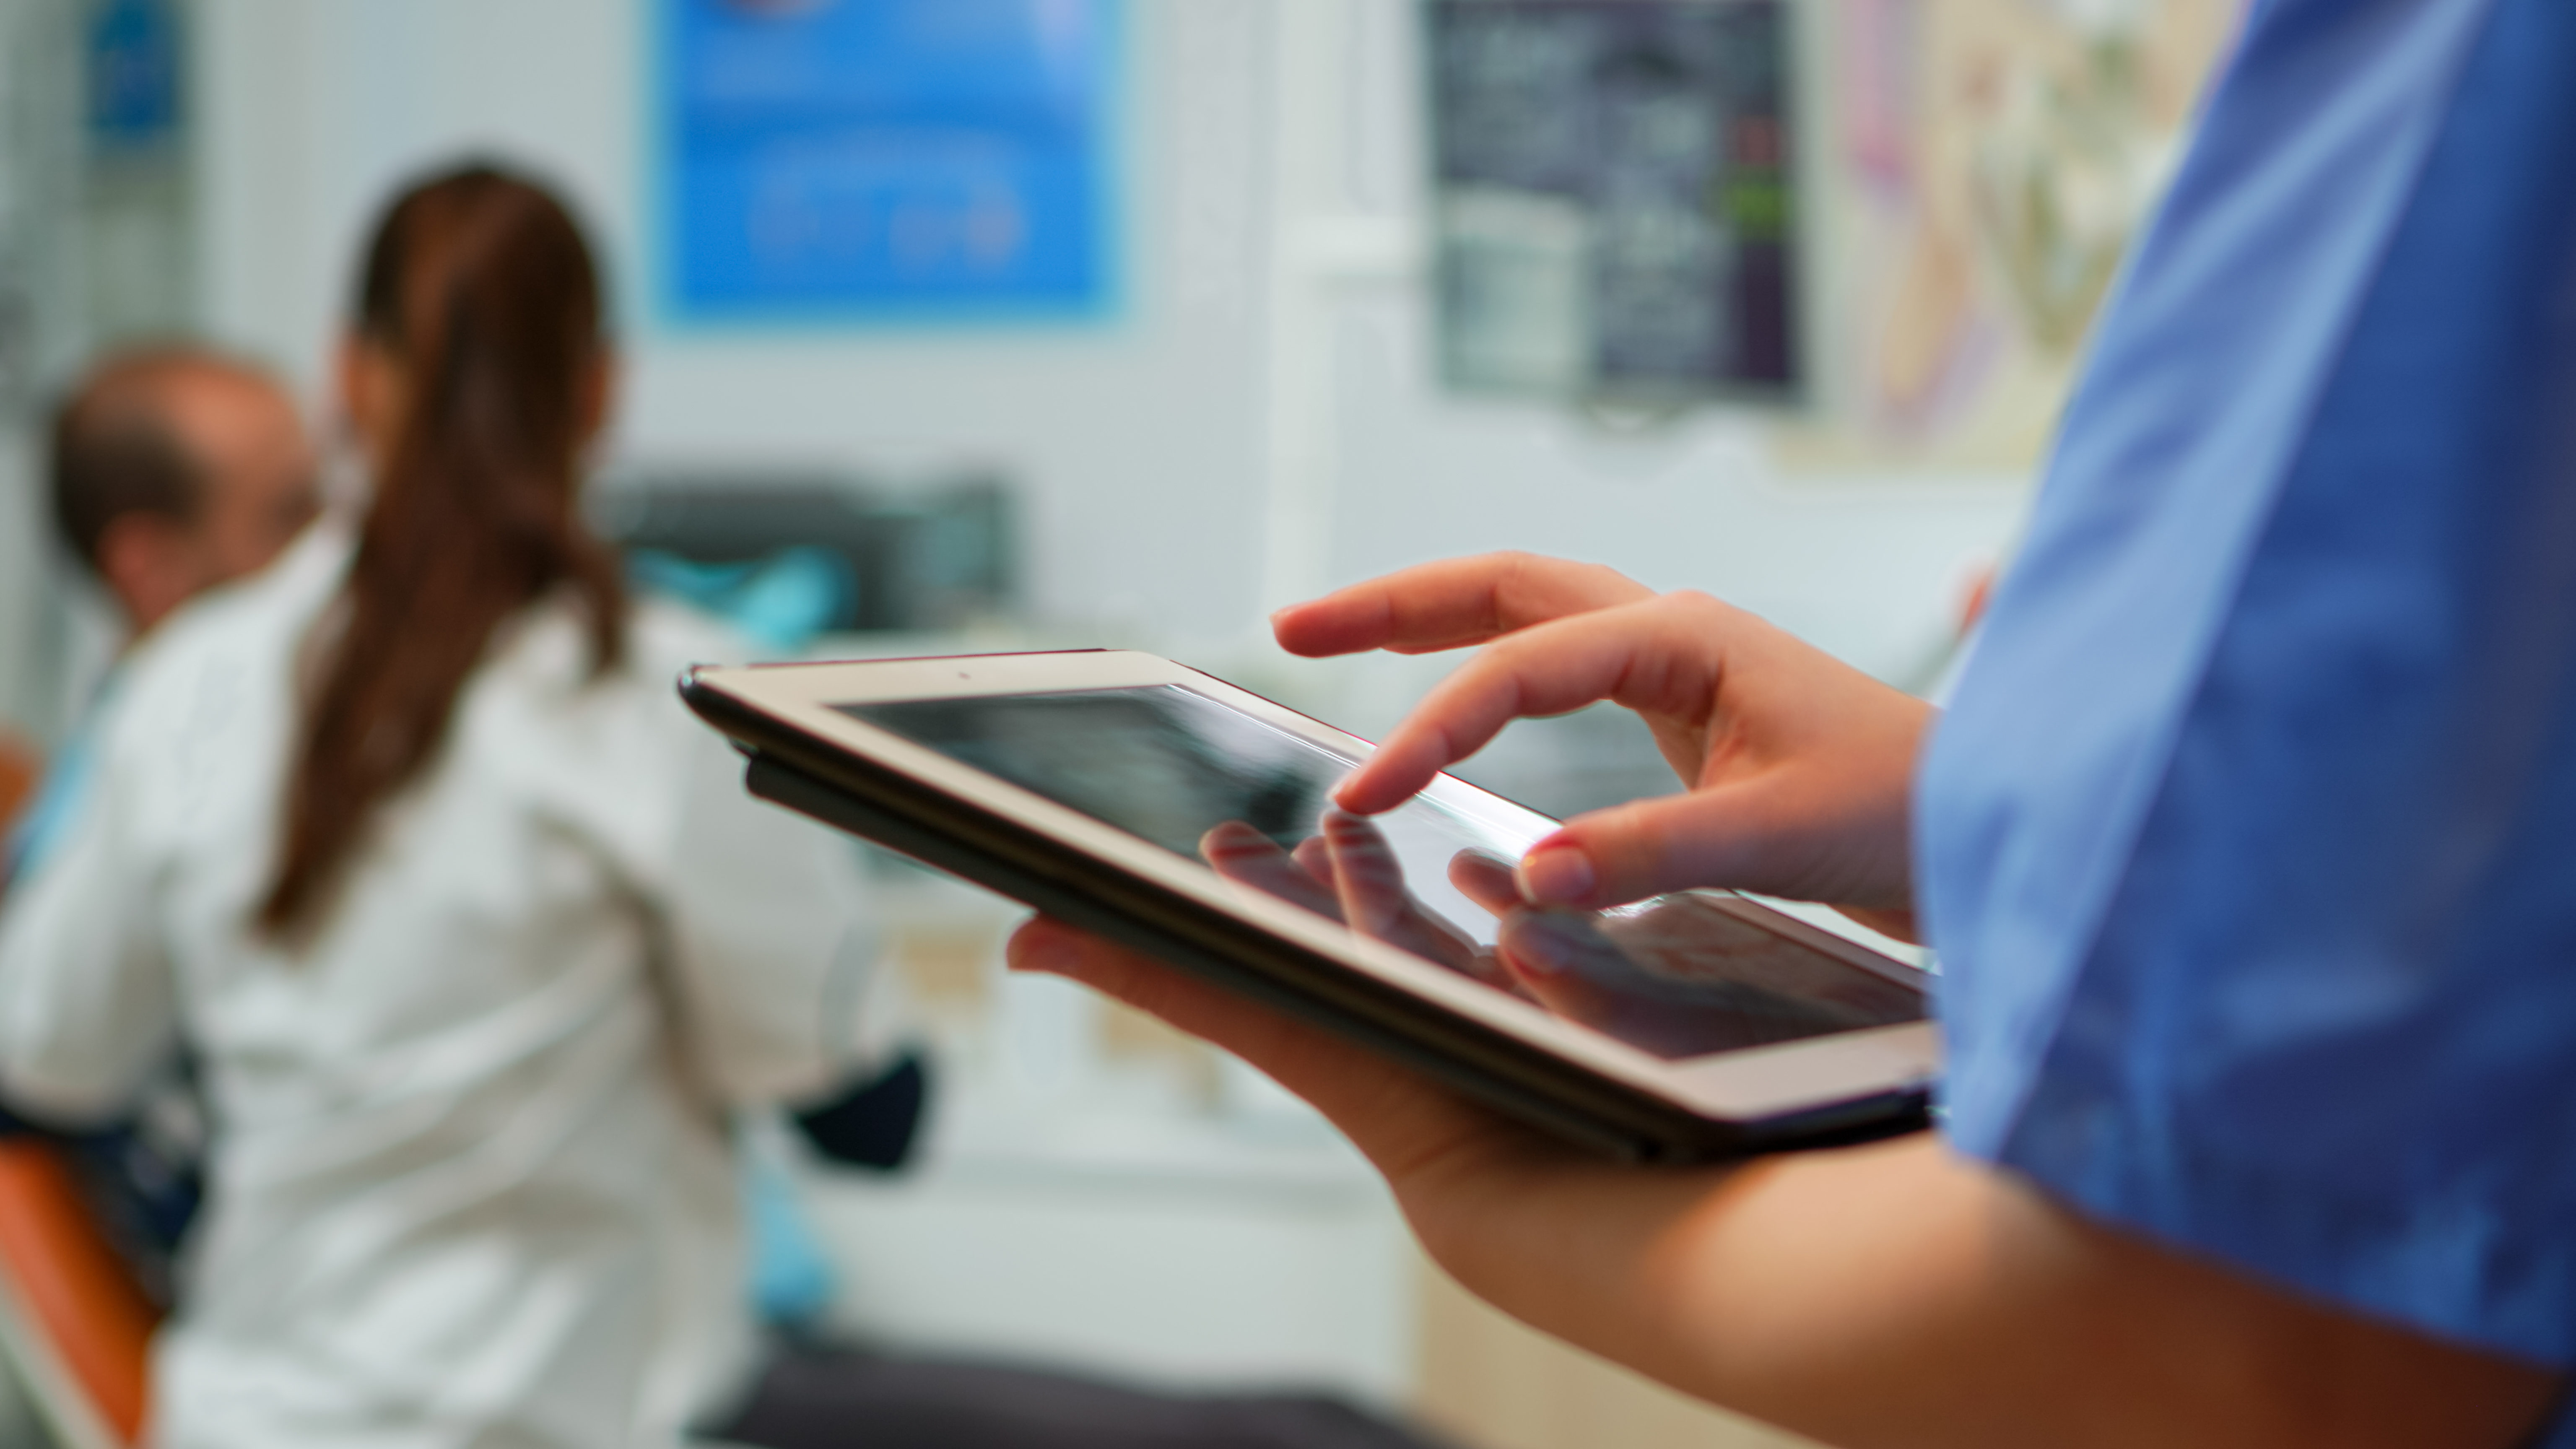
[841,684,1924,1060]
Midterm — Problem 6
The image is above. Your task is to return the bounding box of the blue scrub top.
[4,687,110,886]
[1922,0,2576,1397]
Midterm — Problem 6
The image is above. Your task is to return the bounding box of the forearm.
[1419,1131,2556,1449]
[1012,895,2556,1448]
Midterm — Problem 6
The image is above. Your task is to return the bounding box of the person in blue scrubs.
[1009,0,2576,1442]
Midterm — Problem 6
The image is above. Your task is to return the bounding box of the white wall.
[192,0,2031,709]
[198,0,1278,651]
[162,0,2037,1400]
[0,0,99,744]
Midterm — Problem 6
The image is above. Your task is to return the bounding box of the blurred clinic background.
[0,3,2239,1447]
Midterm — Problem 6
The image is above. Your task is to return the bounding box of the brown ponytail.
[259,164,627,937]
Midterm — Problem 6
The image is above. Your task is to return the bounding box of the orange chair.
[0,735,159,1443]
[0,1138,160,1447]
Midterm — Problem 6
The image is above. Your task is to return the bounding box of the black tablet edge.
[683,673,1930,1163]
[742,752,1676,1161]
[740,751,1928,1162]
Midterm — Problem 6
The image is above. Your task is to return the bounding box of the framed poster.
[1428,0,1802,403]
[655,0,1121,325]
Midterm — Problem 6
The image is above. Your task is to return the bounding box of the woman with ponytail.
[266,164,637,939]
[0,160,1456,1449]
[0,163,896,1447]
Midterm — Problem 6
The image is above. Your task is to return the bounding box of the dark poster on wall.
[1429,0,1801,402]
[657,0,1120,326]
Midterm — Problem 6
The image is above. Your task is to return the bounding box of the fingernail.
[1517,843,1594,904]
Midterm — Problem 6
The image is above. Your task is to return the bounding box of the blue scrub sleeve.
[5,724,101,884]
[1920,0,2576,1394]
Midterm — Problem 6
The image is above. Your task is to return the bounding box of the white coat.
[0,522,884,1448]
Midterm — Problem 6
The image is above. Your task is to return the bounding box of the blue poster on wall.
[87,0,185,153]
[657,0,1120,325]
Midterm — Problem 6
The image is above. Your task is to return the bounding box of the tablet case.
[685,673,1929,1163]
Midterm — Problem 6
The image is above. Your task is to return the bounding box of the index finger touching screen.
[841,685,1925,1062]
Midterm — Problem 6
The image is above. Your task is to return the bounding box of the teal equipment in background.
[598,474,1018,646]
[629,546,859,654]
[742,1150,839,1328]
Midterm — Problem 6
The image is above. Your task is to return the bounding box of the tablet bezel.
[684,649,1939,1151]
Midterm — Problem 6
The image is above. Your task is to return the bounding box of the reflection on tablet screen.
[840,685,1924,1060]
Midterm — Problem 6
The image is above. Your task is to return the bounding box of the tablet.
[682,650,1936,1163]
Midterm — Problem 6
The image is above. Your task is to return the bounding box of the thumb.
[1515,784,1820,909]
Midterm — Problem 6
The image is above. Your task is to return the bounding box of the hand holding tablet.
[683,560,1937,1161]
